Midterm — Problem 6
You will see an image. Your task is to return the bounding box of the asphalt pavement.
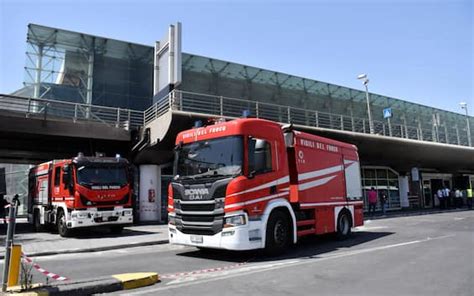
[1,210,472,295]
[0,222,169,259]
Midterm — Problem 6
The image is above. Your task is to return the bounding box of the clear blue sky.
[0,0,472,114]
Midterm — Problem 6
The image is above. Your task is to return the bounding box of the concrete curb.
[8,272,159,295]
[0,239,169,260]
[364,208,469,221]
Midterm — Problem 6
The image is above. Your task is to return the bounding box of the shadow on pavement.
[67,227,160,239]
[176,231,394,264]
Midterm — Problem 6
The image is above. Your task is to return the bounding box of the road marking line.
[123,234,455,295]
[354,226,388,231]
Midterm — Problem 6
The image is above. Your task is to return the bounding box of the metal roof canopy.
[135,111,474,173]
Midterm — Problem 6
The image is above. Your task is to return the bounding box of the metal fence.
[144,90,472,147]
[0,94,144,130]
[2,92,470,147]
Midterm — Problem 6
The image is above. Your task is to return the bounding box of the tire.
[336,210,352,240]
[265,210,291,256]
[33,210,44,232]
[57,210,72,237]
[110,225,124,234]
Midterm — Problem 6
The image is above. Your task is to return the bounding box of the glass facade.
[19,24,473,147]
[361,167,400,211]
[22,24,154,111]
[179,54,473,146]
[0,164,31,215]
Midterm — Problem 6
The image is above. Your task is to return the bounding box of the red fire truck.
[27,154,133,237]
[168,118,363,254]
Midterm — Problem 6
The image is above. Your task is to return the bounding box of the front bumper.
[68,208,133,228]
[169,219,264,251]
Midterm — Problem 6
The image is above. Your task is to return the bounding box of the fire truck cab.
[28,154,133,237]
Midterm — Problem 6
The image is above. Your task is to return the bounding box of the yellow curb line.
[112,272,160,290]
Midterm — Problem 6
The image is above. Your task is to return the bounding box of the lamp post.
[460,102,472,146]
[357,74,374,134]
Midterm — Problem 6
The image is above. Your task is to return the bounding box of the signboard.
[153,22,182,97]
[383,108,393,119]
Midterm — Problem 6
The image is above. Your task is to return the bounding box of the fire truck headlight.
[224,214,246,228]
[168,213,176,225]
[72,212,89,219]
[122,210,133,216]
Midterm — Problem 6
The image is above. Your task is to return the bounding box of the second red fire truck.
[168,118,364,254]
[27,154,133,237]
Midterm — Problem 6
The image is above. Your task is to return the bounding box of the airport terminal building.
[4,23,473,220]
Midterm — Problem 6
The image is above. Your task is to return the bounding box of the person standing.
[443,187,450,209]
[380,190,388,215]
[454,188,462,208]
[437,188,444,209]
[467,185,473,210]
[368,187,377,217]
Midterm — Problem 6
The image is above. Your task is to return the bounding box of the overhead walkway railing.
[144,90,472,147]
[0,94,144,130]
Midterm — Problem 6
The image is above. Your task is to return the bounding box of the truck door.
[38,178,49,205]
[246,137,283,214]
[343,156,362,201]
[52,165,62,200]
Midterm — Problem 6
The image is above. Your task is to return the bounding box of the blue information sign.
[383,108,392,119]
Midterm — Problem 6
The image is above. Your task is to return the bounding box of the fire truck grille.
[179,203,215,212]
[181,215,216,223]
[172,180,229,235]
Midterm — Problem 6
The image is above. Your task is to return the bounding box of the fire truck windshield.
[176,136,243,179]
[76,165,128,187]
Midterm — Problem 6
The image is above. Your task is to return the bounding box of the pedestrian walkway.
[364,207,470,221]
[0,223,169,260]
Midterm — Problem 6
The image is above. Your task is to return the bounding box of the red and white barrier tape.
[160,262,247,279]
[21,253,69,281]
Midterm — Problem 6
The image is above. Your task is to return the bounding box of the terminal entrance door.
[422,180,433,208]
[423,179,443,208]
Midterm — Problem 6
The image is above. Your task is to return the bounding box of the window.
[361,166,401,211]
[249,138,272,175]
[176,136,243,178]
[54,167,61,187]
[77,166,128,186]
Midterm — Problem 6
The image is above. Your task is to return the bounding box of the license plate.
[190,235,203,244]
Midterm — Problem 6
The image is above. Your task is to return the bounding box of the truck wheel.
[33,210,44,232]
[110,226,124,234]
[336,210,352,240]
[265,210,291,256]
[57,210,72,237]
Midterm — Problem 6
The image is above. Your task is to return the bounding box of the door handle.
[270,185,277,195]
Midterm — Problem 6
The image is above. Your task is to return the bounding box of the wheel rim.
[340,215,349,235]
[59,214,66,234]
[273,219,287,245]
